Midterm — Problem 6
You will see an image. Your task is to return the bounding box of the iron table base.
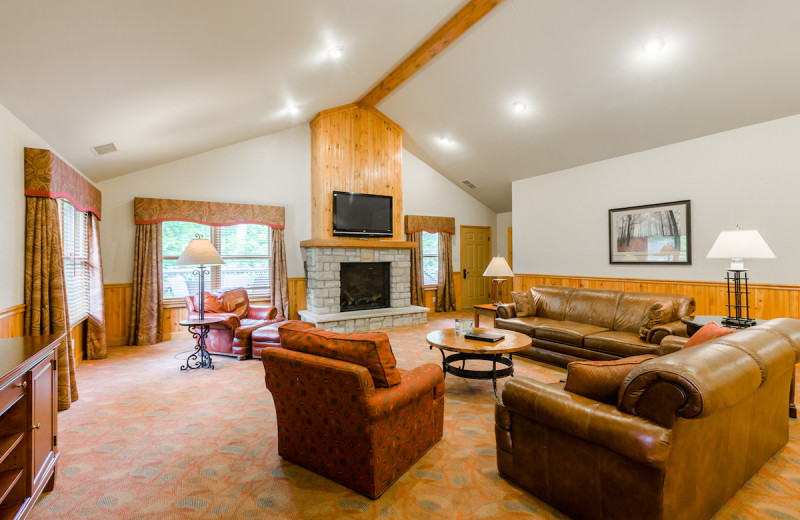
[181,324,215,371]
[431,347,513,397]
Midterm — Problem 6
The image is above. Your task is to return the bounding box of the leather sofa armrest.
[658,335,688,355]
[502,377,672,469]
[496,303,517,319]
[186,311,239,329]
[646,320,688,344]
[248,305,278,320]
[365,364,444,420]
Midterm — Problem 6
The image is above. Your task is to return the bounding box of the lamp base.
[721,316,757,328]
[490,278,508,306]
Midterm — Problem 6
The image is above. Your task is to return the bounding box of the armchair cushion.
[564,355,656,405]
[221,287,250,319]
[278,321,401,387]
[203,291,227,313]
[682,321,734,348]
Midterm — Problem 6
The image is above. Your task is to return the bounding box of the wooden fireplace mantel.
[300,238,417,249]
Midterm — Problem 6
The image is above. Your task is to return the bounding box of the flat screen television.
[332,191,393,237]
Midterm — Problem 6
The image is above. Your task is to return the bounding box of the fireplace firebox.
[340,262,390,312]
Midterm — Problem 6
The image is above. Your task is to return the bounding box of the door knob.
[463,269,467,279]
[32,423,41,430]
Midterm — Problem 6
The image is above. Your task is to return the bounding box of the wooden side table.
[180,317,223,371]
[473,304,498,328]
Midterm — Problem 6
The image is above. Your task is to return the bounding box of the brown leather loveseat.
[495,285,695,366]
[495,318,800,520]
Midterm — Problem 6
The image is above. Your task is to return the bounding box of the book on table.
[465,332,505,343]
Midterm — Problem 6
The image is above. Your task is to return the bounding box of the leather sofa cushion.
[535,321,610,347]
[683,322,734,348]
[278,321,401,387]
[564,355,656,405]
[584,330,661,357]
[532,285,573,320]
[495,316,562,336]
[564,288,621,329]
[511,290,537,317]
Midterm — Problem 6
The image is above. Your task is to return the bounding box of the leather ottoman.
[252,321,285,359]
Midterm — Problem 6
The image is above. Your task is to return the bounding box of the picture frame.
[609,200,691,265]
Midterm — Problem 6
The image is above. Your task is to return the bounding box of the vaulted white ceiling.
[2,1,800,213]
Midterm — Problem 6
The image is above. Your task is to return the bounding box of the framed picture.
[609,200,691,264]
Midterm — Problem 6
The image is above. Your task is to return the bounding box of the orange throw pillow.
[200,291,226,313]
[683,322,735,349]
[564,355,656,405]
[278,321,401,387]
[222,288,250,319]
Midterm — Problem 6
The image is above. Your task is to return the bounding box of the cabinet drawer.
[0,376,25,416]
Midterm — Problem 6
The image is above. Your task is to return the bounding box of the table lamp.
[175,235,225,320]
[483,256,514,305]
[706,228,775,327]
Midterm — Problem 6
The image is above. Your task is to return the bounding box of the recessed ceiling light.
[327,46,344,59]
[512,101,527,113]
[644,37,665,55]
[440,136,452,144]
[287,104,300,115]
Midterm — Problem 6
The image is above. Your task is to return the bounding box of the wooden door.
[460,226,492,308]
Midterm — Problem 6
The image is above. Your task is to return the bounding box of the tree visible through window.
[162,221,271,301]
[422,231,439,286]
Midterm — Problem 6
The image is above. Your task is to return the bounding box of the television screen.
[332,191,393,237]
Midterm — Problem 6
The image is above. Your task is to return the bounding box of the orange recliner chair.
[261,321,445,498]
[185,288,283,359]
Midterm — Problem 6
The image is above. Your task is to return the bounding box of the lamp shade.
[706,230,775,260]
[482,256,514,277]
[175,238,225,266]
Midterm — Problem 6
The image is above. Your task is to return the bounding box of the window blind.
[58,199,90,326]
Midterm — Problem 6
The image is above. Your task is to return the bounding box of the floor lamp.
[175,235,225,320]
[706,228,775,327]
[483,257,514,306]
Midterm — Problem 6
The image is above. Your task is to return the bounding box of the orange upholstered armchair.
[261,321,445,499]
[185,288,283,359]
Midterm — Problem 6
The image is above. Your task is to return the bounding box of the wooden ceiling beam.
[357,0,504,108]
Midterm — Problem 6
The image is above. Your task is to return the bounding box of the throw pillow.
[682,321,735,349]
[564,355,656,405]
[638,301,674,340]
[222,288,250,320]
[200,291,226,313]
[511,290,537,317]
[278,321,402,387]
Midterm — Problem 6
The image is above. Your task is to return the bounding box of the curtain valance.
[133,197,285,229]
[404,215,455,234]
[24,148,102,220]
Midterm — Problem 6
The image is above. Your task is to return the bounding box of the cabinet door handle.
[15,381,27,389]
[32,423,41,430]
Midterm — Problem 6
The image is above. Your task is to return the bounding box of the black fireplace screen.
[340,262,390,312]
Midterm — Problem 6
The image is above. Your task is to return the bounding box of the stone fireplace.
[340,262,390,312]
[299,241,428,332]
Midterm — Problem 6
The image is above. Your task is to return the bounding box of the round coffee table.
[425,328,532,397]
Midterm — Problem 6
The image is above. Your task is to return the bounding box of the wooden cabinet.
[0,334,62,520]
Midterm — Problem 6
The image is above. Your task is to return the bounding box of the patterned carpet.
[31,311,800,519]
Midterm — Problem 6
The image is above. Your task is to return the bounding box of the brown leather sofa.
[185,288,283,359]
[495,285,695,366]
[495,318,800,520]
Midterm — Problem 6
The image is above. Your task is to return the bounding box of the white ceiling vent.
[92,142,118,156]
[461,179,478,189]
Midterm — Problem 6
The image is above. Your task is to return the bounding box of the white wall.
[403,150,498,269]
[98,124,312,282]
[496,212,512,264]
[0,105,68,309]
[512,114,800,285]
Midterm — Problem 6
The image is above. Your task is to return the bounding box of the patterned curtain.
[128,223,163,346]
[86,214,107,359]
[270,228,290,319]
[405,230,425,306]
[436,231,456,312]
[24,197,78,411]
